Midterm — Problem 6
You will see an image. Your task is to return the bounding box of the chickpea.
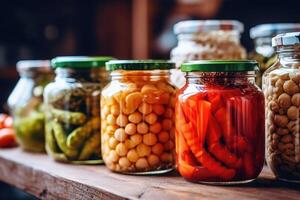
[107,114,116,125]
[128,112,142,124]
[136,143,151,157]
[147,154,160,167]
[125,123,137,135]
[278,93,291,109]
[106,125,118,135]
[149,122,162,134]
[138,102,152,115]
[114,128,127,142]
[274,115,289,128]
[152,143,164,155]
[160,93,170,104]
[143,133,158,146]
[141,84,158,94]
[145,93,159,104]
[291,93,300,106]
[125,92,143,111]
[283,80,299,95]
[125,139,136,149]
[130,134,143,146]
[137,122,149,134]
[153,104,165,115]
[102,133,110,143]
[287,106,299,120]
[162,119,173,131]
[164,107,174,118]
[268,100,280,112]
[116,114,128,127]
[135,158,149,169]
[170,127,175,140]
[145,113,158,125]
[164,140,175,151]
[116,143,128,156]
[110,105,120,116]
[127,149,139,162]
[101,105,110,119]
[161,152,173,163]
[158,131,170,143]
[109,150,119,162]
[109,137,119,149]
[119,157,131,169]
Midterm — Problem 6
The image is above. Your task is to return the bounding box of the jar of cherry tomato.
[175,60,265,184]
[101,60,176,174]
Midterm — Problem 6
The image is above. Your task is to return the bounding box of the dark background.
[0,0,300,199]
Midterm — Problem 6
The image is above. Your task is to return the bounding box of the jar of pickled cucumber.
[44,56,112,164]
[176,60,265,184]
[101,60,176,174]
[250,23,300,87]
[8,60,54,152]
[171,20,246,89]
[263,32,300,182]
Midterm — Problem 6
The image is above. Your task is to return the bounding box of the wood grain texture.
[0,148,299,200]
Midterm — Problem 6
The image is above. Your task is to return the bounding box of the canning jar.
[250,23,300,87]
[44,56,112,164]
[171,20,246,89]
[176,60,265,184]
[101,60,176,174]
[263,32,300,182]
[8,60,53,152]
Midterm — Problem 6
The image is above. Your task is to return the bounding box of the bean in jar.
[263,32,300,182]
[8,60,54,152]
[176,61,265,184]
[44,56,112,164]
[101,60,176,174]
[171,20,246,89]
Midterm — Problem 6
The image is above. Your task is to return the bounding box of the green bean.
[78,132,100,161]
[51,108,86,125]
[45,122,59,153]
[52,121,78,159]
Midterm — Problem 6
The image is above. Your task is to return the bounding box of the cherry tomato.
[0,128,17,148]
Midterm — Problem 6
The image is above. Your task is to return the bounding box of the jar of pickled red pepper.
[263,32,300,182]
[249,23,300,87]
[8,60,54,152]
[44,56,112,164]
[175,60,265,184]
[171,20,247,89]
[101,60,176,174]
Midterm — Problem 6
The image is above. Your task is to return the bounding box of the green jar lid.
[51,56,114,68]
[181,60,259,72]
[105,60,175,71]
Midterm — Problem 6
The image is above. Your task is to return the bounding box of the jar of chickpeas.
[101,60,176,174]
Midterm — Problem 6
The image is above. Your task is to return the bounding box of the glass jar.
[101,60,176,174]
[250,23,300,87]
[263,32,300,183]
[176,61,265,184]
[170,20,246,89]
[44,56,112,164]
[8,60,54,152]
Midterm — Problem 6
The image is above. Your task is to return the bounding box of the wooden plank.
[0,148,300,200]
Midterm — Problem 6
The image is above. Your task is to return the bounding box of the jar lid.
[17,60,52,73]
[181,60,258,72]
[250,23,300,39]
[51,56,114,68]
[173,20,244,35]
[272,32,300,47]
[105,60,175,71]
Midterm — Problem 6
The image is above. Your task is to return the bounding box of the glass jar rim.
[272,32,300,47]
[17,60,52,74]
[181,60,258,72]
[250,23,300,39]
[106,60,175,71]
[51,56,114,69]
[173,20,244,35]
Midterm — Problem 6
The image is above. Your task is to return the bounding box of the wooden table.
[0,148,299,200]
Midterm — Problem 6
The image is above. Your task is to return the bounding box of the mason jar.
[176,60,265,184]
[250,23,300,87]
[44,56,112,164]
[101,60,176,174]
[170,20,246,89]
[8,60,54,152]
[263,32,300,182]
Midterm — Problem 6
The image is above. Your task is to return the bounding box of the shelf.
[0,148,300,200]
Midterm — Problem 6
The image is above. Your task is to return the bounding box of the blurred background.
[1,0,300,199]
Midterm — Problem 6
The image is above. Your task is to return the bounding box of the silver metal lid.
[272,32,300,47]
[173,20,244,35]
[250,23,300,39]
[17,60,52,75]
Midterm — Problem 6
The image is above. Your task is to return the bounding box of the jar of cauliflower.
[101,60,176,174]
[171,20,246,89]
[263,32,300,183]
